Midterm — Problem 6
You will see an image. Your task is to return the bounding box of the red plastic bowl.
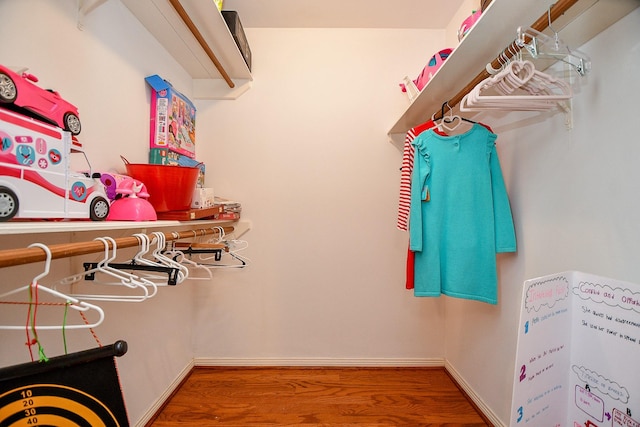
[123,161,199,212]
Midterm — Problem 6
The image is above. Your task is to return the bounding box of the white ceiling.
[221,0,467,29]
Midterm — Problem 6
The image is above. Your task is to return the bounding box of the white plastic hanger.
[0,243,105,330]
[460,59,572,112]
[516,25,591,76]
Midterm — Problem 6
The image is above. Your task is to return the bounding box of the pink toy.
[458,10,482,41]
[100,173,150,201]
[0,65,81,135]
[100,173,128,201]
[106,178,157,221]
[400,48,453,93]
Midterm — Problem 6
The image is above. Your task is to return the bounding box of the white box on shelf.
[191,187,215,209]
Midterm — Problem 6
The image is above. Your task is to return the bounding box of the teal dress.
[409,124,516,304]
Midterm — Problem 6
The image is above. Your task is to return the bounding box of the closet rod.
[168,0,235,88]
[0,226,234,269]
[432,0,579,120]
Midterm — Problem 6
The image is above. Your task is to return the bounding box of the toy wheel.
[0,186,19,221]
[64,112,81,135]
[90,196,109,221]
[0,73,17,103]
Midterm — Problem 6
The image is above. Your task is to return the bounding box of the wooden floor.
[147,367,491,426]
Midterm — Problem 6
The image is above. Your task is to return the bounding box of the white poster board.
[510,271,640,427]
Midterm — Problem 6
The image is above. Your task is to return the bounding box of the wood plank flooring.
[147,367,491,426]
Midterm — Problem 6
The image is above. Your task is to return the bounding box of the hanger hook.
[94,237,110,266]
[105,236,118,261]
[133,233,150,258]
[28,243,52,284]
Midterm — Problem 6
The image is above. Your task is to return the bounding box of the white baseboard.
[135,359,195,427]
[194,356,445,367]
[444,360,505,427]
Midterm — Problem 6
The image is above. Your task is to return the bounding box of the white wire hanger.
[164,231,213,281]
[0,243,105,330]
[115,232,185,286]
[57,237,157,302]
[193,226,250,269]
[148,232,189,283]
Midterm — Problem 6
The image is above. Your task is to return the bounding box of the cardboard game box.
[149,148,205,187]
[145,75,196,159]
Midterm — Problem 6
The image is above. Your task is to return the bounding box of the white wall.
[444,8,640,424]
[193,27,447,361]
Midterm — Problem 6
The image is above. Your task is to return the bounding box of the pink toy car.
[0,64,82,135]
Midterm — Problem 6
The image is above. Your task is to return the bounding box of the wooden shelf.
[155,205,222,221]
[387,0,638,143]
[120,0,253,100]
[0,218,250,236]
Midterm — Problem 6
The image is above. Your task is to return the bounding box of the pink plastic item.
[400,48,453,93]
[458,10,482,41]
[100,173,131,201]
[106,178,157,221]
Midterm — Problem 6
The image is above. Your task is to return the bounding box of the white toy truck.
[0,106,109,221]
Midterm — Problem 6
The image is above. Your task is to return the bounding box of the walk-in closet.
[1,0,639,425]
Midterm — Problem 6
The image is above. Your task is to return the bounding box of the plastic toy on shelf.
[400,48,453,99]
[0,106,109,221]
[458,10,482,41]
[106,178,157,221]
[0,64,82,135]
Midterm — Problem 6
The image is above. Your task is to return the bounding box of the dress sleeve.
[396,130,416,231]
[409,135,431,252]
[489,135,517,253]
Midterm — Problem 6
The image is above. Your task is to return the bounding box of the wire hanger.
[58,237,157,302]
[147,232,189,283]
[193,227,250,269]
[164,230,214,280]
[82,233,181,287]
[0,243,105,330]
[125,233,182,285]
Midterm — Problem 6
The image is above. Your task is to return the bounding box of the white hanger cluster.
[0,227,249,335]
[458,16,591,114]
[460,59,572,112]
[169,226,251,271]
[62,236,160,302]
